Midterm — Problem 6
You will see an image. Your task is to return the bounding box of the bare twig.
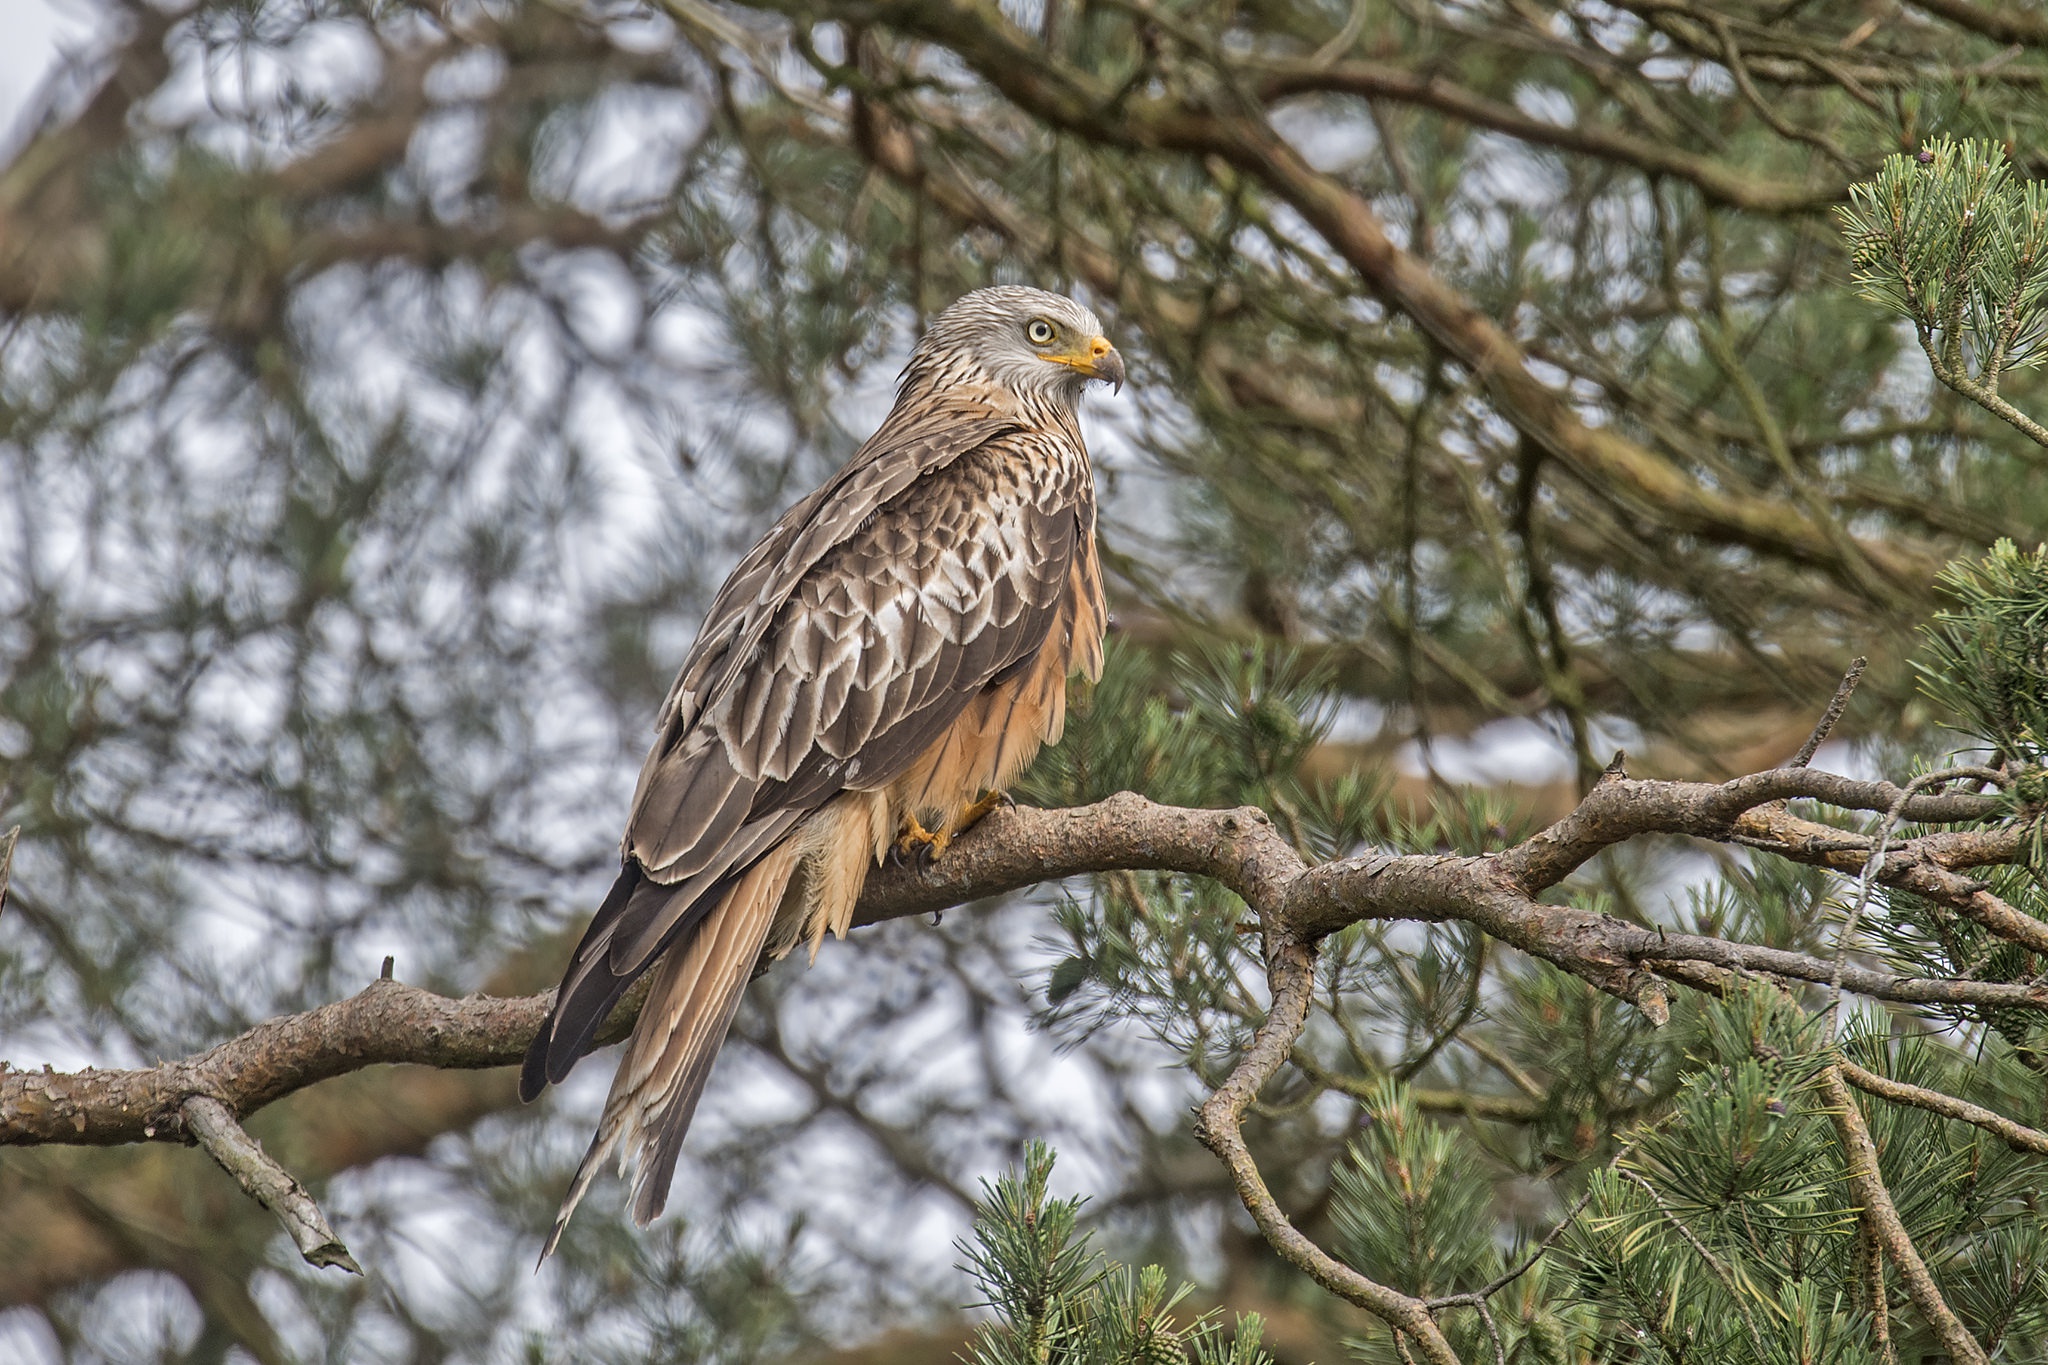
[1426,1130,1653,1314]
[1707,15,1856,169]
[0,824,16,923]
[1423,1113,1687,1322]
[1473,1296,1506,1365]
[1253,57,1837,213]
[1289,1049,1550,1121]
[1828,765,2011,1040]
[180,1095,361,1275]
[1790,657,1866,768]
[1818,1064,1989,1364]
[1618,1167,1768,1357]
[1461,1032,1546,1100]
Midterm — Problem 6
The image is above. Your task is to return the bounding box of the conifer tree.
[6,7,2048,1364]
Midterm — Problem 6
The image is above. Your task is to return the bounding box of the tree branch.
[1254,59,1839,214]
[8,779,2044,1150]
[180,1096,361,1275]
[1908,0,2048,47]
[1191,937,1463,1365]
[1818,1063,1990,1364]
[1838,1056,2048,1157]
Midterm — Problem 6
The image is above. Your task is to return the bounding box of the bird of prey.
[523,286,1121,1250]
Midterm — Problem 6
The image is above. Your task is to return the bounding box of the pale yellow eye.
[1025,319,1056,346]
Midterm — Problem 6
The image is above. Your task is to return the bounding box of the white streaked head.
[901,286,1124,405]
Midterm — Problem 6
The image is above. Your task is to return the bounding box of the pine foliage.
[1019,617,2048,1363]
[1840,139,2048,374]
[1916,539,2048,769]
[11,5,2048,1362]
[959,1142,1274,1365]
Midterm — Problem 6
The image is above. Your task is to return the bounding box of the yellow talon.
[895,811,953,863]
[957,789,1009,831]
[895,793,1008,866]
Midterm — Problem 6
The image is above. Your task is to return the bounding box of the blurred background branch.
[6,0,2048,1360]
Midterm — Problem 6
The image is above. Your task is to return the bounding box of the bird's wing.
[652,410,1019,742]
[524,420,1092,1096]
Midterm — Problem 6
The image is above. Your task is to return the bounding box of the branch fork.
[181,1095,361,1275]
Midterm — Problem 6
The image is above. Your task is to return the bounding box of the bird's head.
[903,286,1125,406]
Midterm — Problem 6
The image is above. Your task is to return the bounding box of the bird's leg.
[895,792,1010,867]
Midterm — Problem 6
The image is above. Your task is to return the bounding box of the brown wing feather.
[649,411,1020,746]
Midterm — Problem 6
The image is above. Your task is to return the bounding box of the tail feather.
[541,842,801,1257]
[521,866,738,1102]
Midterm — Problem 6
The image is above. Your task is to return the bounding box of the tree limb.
[1818,1062,1990,1364]
[1838,1056,2048,1157]
[1192,937,1463,1365]
[180,1096,361,1275]
[1254,59,1839,214]
[9,777,2045,1149]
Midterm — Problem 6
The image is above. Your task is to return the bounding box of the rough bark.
[7,774,2034,1151]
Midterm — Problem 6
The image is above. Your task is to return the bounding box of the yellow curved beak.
[1048,335,1126,392]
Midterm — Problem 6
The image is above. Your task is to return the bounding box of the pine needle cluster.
[1840,139,2048,372]
[959,1142,1274,1365]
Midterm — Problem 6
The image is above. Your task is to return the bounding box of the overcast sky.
[0,0,97,150]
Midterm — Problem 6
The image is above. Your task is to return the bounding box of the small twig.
[1708,16,1855,170]
[180,1095,362,1275]
[1474,1296,1506,1365]
[1790,657,1866,769]
[1828,765,2010,1041]
[1462,1031,1546,1100]
[1309,0,1368,66]
[1429,1185,1596,1313]
[1425,1111,1683,1337]
[0,824,16,923]
[1818,1064,1989,1364]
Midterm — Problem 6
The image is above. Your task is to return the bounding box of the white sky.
[0,0,97,148]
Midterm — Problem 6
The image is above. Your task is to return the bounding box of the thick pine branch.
[5,772,2038,1150]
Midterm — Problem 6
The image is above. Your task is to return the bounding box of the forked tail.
[540,843,800,1257]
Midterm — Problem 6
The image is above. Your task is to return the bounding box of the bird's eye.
[1026,319,1057,345]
